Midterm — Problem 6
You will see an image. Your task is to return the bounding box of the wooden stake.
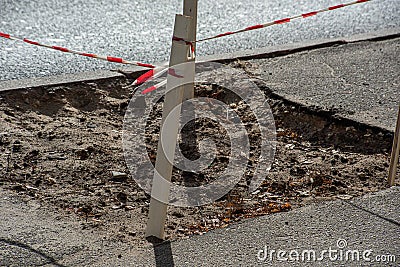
[180,0,198,163]
[388,105,400,186]
[145,14,193,239]
[183,0,197,100]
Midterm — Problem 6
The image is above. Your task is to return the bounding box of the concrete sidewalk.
[1,187,398,266]
[131,187,399,266]
[1,33,399,266]
[245,37,400,132]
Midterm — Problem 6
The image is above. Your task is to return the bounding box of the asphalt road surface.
[0,0,399,81]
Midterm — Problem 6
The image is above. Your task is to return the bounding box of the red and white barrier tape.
[133,65,186,86]
[132,67,166,86]
[0,32,156,69]
[135,67,186,94]
[137,0,371,94]
[194,0,371,43]
[0,0,371,94]
[142,80,168,94]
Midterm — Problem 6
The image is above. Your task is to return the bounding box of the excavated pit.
[0,73,397,246]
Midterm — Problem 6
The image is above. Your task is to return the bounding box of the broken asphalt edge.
[0,28,398,93]
[0,28,399,136]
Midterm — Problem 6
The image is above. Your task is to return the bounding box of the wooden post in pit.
[180,0,199,161]
[388,105,400,186]
[183,0,197,101]
[145,14,193,239]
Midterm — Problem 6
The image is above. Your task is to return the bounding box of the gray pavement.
[1,187,398,266]
[247,36,400,131]
[1,0,399,81]
[131,187,399,266]
[1,34,400,266]
[0,189,140,266]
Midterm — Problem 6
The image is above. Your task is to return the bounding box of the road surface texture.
[0,0,399,81]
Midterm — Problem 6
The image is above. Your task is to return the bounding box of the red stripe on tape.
[245,24,264,31]
[142,85,157,94]
[136,69,155,85]
[52,46,69,52]
[23,39,40,45]
[302,11,318,18]
[137,62,156,68]
[107,56,123,63]
[274,18,291,24]
[357,0,368,2]
[173,36,194,49]
[217,32,234,38]
[82,53,96,58]
[0,32,10,39]
[329,4,345,10]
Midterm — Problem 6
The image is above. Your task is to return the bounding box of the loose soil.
[0,67,397,249]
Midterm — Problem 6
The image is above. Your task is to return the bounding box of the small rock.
[332,179,347,188]
[78,205,93,215]
[141,206,148,213]
[172,211,185,218]
[297,191,310,197]
[47,152,67,160]
[290,166,307,176]
[337,195,353,200]
[86,123,97,129]
[76,149,89,160]
[261,192,281,199]
[0,133,9,145]
[26,149,40,158]
[110,171,128,182]
[211,218,220,224]
[271,180,288,192]
[76,147,94,160]
[128,231,137,237]
[12,141,22,152]
[251,189,260,195]
[4,109,14,117]
[285,144,295,150]
[329,185,338,192]
[25,185,39,191]
[312,175,324,187]
[12,184,25,192]
[338,188,347,194]
[116,192,128,204]
[358,173,368,181]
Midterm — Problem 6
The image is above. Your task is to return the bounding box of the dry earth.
[0,66,397,249]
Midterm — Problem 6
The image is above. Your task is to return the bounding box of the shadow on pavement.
[343,200,400,226]
[0,238,67,267]
[147,236,175,267]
